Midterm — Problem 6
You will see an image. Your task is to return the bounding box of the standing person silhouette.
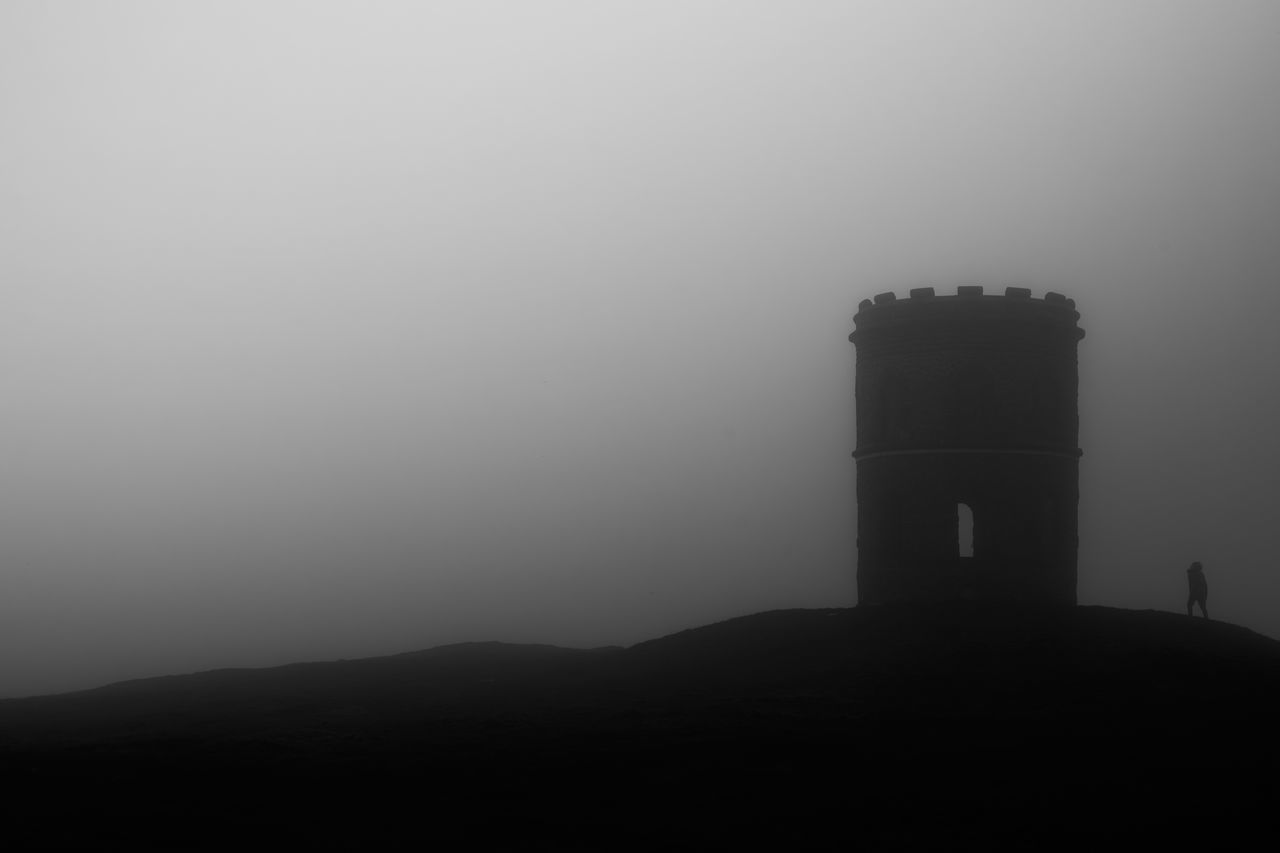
[1186,561,1209,618]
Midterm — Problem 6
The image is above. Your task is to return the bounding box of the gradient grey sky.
[2,1,1279,696]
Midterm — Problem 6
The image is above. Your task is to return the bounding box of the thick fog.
[2,1,1278,697]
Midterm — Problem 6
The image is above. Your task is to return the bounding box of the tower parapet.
[849,286,1084,605]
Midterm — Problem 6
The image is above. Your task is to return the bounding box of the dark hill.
[3,606,1278,848]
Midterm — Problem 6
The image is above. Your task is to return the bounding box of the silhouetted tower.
[849,286,1084,605]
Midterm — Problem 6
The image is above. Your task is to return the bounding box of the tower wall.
[849,287,1084,605]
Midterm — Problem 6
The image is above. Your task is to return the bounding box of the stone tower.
[849,286,1084,605]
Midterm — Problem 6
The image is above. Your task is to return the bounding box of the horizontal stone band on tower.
[852,446,1084,461]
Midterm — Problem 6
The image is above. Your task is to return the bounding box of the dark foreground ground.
[2,605,1278,849]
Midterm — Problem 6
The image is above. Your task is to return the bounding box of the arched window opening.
[957,503,974,558]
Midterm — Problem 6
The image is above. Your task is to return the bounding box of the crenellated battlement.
[856,285,1077,312]
[851,285,1084,344]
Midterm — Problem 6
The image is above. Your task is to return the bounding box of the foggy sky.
[3,1,1279,697]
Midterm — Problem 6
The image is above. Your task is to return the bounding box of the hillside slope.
[3,606,1277,848]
